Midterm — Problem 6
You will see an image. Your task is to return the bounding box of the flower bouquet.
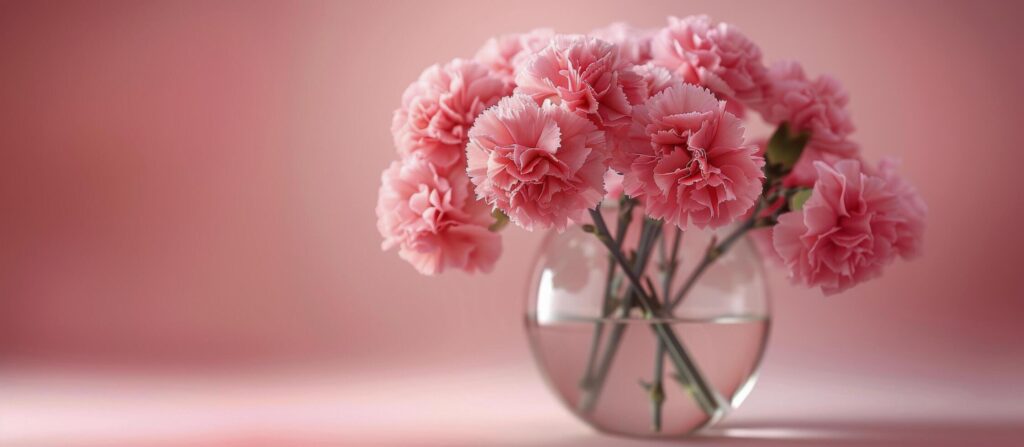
[377,15,925,437]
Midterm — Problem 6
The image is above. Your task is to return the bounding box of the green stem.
[667,218,756,310]
[648,343,666,432]
[646,226,680,432]
[587,208,722,418]
[578,215,659,413]
[579,200,634,399]
[667,192,773,311]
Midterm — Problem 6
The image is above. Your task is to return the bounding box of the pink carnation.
[761,61,858,186]
[376,156,501,275]
[772,159,924,294]
[466,95,609,231]
[613,84,765,229]
[514,35,646,132]
[391,58,511,169]
[590,22,655,65]
[878,158,927,259]
[474,28,554,85]
[633,63,683,98]
[650,15,771,112]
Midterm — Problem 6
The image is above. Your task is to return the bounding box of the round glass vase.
[525,206,771,438]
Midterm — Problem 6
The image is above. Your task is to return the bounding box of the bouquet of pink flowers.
[377,15,925,433]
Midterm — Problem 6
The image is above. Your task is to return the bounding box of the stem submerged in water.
[645,226,681,432]
[576,193,777,428]
[585,208,722,418]
[641,344,666,432]
[578,200,635,398]
[574,170,788,432]
[578,214,660,413]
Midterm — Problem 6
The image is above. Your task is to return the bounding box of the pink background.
[2,1,1023,445]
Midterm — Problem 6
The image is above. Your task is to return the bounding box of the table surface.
[2,361,1021,447]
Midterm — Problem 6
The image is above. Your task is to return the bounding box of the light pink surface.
[1,0,1023,444]
[3,363,1022,446]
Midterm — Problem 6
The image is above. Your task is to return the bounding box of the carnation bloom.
[376,156,501,275]
[772,159,925,294]
[474,28,554,85]
[613,84,765,229]
[391,58,511,170]
[590,22,655,65]
[650,15,771,112]
[466,95,609,231]
[633,63,683,98]
[760,61,858,186]
[877,158,927,259]
[515,35,646,132]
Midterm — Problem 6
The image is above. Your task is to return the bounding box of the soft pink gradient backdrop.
[2,1,1023,443]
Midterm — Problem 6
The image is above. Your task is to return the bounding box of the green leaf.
[648,381,665,403]
[488,209,510,232]
[766,122,810,172]
[789,188,813,211]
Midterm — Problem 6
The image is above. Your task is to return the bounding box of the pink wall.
[1,0,1022,388]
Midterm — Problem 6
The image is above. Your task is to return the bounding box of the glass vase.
[525,205,770,438]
